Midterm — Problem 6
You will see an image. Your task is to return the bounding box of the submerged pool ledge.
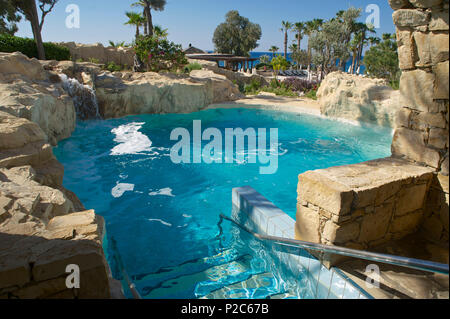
[232,186,373,299]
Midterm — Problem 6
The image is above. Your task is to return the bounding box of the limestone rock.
[400,69,438,112]
[295,205,321,243]
[322,220,360,244]
[390,210,423,234]
[429,8,449,31]
[297,171,354,216]
[395,183,429,215]
[0,53,76,145]
[395,107,412,128]
[0,101,111,298]
[428,128,449,149]
[409,0,443,8]
[0,112,53,169]
[392,127,441,168]
[359,203,394,243]
[393,9,430,27]
[434,61,449,99]
[296,158,434,248]
[413,32,449,67]
[397,29,417,69]
[317,72,401,127]
[389,0,413,10]
[190,69,244,103]
[95,70,242,118]
[0,52,46,81]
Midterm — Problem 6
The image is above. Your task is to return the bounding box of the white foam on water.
[110,122,153,155]
[149,188,175,197]
[148,219,173,227]
[111,183,135,198]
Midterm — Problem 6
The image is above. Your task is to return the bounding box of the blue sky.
[16,0,395,52]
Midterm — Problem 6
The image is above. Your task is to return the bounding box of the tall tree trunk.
[350,50,356,73]
[297,35,301,51]
[307,42,311,81]
[146,7,153,37]
[356,44,363,73]
[284,32,288,58]
[143,9,148,35]
[29,0,45,60]
[136,25,140,39]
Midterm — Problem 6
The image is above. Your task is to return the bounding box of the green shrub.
[183,62,202,73]
[262,86,297,97]
[88,57,100,64]
[104,61,122,72]
[134,35,187,73]
[244,78,262,95]
[389,79,400,90]
[232,80,245,93]
[0,34,71,61]
[305,89,318,100]
[269,78,281,89]
[255,62,271,70]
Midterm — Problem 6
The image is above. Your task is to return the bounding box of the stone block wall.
[58,42,134,67]
[295,158,435,266]
[391,0,449,174]
[422,174,449,242]
[390,0,449,244]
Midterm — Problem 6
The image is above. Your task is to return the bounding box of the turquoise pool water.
[54,108,392,298]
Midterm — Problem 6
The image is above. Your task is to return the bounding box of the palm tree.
[293,22,305,50]
[132,0,167,37]
[109,40,126,48]
[304,19,323,79]
[269,46,279,58]
[289,43,298,52]
[153,25,168,39]
[124,11,146,40]
[280,21,293,58]
[351,22,376,74]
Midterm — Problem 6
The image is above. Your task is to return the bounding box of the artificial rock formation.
[0,111,111,299]
[40,59,243,119]
[0,52,76,145]
[94,69,242,119]
[317,72,402,127]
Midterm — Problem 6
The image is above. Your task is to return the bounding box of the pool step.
[133,248,240,289]
[141,254,255,299]
[201,272,282,299]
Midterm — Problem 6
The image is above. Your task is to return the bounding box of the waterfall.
[59,74,101,120]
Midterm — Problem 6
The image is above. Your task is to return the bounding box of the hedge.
[0,34,71,61]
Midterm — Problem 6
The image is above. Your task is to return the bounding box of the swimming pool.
[54,108,392,298]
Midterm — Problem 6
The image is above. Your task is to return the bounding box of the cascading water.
[59,74,101,120]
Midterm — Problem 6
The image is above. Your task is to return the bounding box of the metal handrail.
[110,237,142,299]
[219,214,449,275]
